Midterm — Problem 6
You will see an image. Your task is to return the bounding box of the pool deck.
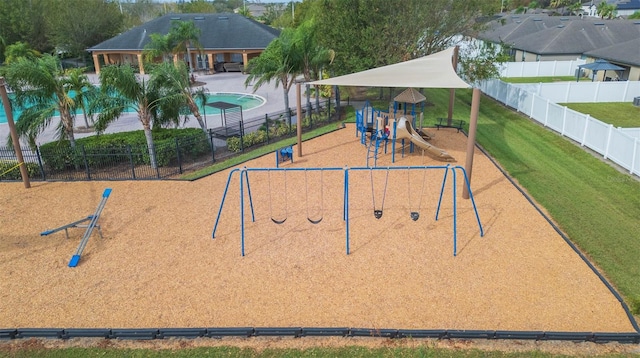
[0,72,297,147]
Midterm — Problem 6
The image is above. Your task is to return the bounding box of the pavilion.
[87,13,279,75]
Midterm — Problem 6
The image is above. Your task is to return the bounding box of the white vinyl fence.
[499,59,586,78]
[480,79,640,177]
[510,80,640,103]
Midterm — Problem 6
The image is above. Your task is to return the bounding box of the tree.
[458,41,512,86]
[65,68,98,129]
[293,20,335,114]
[245,29,300,126]
[314,0,495,76]
[143,33,173,64]
[597,1,617,19]
[178,0,216,13]
[0,0,50,54]
[168,20,202,73]
[150,61,208,132]
[237,6,253,19]
[629,11,640,19]
[46,0,124,60]
[2,55,83,148]
[3,42,40,64]
[93,64,169,168]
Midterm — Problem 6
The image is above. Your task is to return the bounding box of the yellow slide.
[394,117,455,161]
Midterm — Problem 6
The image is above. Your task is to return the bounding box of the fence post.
[175,137,183,174]
[81,144,91,180]
[208,130,215,163]
[622,80,630,101]
[565,82,571,103]
[581,115,590,146]
[35,145,46,180]
[631,138,638,175]
[604,124,613,159]
[127,145,136,179]
[239,121,244,152]
[265,114,269,144]
[530,95,536,120]
[561,106,567,136]
[594,81,600,102]
[544,99,550,127]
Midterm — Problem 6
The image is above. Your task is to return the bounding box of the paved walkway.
[0,72,297,147]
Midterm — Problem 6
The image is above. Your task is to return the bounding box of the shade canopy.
[309,47,470,89]
[577,59,625,72]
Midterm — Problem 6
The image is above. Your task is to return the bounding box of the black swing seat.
[271,217,286,224]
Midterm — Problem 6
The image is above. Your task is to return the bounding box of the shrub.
[39,128,210,169]
[0,160,40,180]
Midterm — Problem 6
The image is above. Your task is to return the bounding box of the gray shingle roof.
[508,19,640,55]
[584,38,640,66]
[88,13,280,52]
[478,15,569,43]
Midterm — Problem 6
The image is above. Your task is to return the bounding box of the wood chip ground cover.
[0,125,636,341]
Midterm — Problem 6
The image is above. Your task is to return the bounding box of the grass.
[180,121,345,180]
[501,76,587,83]
[422,88,640,315]
[561,102,640,128]
[1,345,630,357]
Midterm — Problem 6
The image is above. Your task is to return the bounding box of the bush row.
[227,109,335,153]
[39,128,210,170]
[0,160,41,180]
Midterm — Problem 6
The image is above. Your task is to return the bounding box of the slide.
[395,117,455,161]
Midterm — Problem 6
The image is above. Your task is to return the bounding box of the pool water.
[0,92,265,124]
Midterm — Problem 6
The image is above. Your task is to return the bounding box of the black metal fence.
[0,99,339,182]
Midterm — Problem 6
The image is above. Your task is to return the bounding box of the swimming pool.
[0,92,265,124]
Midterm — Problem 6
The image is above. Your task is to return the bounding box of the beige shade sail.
[309,47,470,89]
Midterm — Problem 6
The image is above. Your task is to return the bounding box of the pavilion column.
[242,52,248,72]
[463,88,481,200]
[137,54,145,75]
[104,53,110,64]
[207,53,215,73]
[92,54,101,74]
[173,54,179,66]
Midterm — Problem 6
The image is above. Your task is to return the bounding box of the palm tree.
[94,64,165,168]
[151,61,208,132]
[3,55,78,148]
[245,28,300,126]
[65,68,97,129]
[168,20,202,73]
[294,21,335,115]
[143,33,173,64]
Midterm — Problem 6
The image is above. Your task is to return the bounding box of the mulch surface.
[0,124,635,335]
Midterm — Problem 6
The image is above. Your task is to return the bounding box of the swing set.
[212,165,483,257]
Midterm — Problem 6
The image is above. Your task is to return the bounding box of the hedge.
[39,128,210,170]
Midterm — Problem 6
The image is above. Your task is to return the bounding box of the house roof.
[478,15,568,43]
[610,0,640,10]
[503,18,640,55]
[583,38,640,66]
[88,13,280,52]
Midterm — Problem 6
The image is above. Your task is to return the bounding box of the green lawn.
[422,88,640,316]
[501,76,588,83]
[561,102,640,128]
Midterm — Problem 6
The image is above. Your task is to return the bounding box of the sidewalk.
[0,72,297,147]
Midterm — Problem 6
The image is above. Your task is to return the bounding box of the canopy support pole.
[463,88,480,199]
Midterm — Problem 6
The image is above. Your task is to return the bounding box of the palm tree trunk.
[314,85,320,115]
[59,107,76,148]
[282,85,291,127]
[187,96,207,132]
[140,113,158,169]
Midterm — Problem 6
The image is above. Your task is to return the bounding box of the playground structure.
[41,188,112,267]
[356,89,455,167]
[212,165,483,257]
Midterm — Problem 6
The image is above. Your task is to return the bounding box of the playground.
[0,123,636,334]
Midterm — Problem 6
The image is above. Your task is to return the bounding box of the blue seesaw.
[41,188,112,267]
